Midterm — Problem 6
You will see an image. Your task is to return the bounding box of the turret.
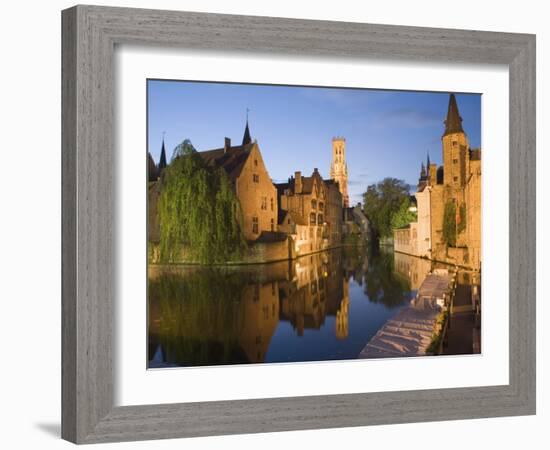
[442,94,469,188]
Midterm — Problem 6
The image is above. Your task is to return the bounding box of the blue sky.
[147,80,481,205]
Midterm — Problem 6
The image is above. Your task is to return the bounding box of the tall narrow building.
[330,137,349,208]
[442,93,469,191]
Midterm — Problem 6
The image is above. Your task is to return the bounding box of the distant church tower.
[330,137,349,208]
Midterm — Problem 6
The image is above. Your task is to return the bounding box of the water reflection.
[148,247,416,368]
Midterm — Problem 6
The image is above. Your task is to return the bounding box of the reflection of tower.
[335,279,350,339]
[330,137,349,208]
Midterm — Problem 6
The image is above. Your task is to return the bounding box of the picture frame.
[61,4,536,444]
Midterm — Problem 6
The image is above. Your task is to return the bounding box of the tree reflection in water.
[148,246,414,368]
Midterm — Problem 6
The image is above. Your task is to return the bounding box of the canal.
[148,247,423,368]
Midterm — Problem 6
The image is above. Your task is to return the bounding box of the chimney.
[295,171,302,194]
[224,137,231,153]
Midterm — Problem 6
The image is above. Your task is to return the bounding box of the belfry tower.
[330,137,349,208]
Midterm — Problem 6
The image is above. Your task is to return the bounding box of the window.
[254,159,258,167]
[261,197,267,210]
[453,176,458,182]
[310,212,316,225]
[252,217,258,234]
[311,199,317,210]
[270,198,274,211]
[318,214,324,225]
[318,202,324,212]
[453,158,458,164]
[252,174,259,183]
[270,218,274,231]
[453,140,458,146]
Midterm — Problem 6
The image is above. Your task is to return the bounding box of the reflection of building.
[279,251,349,338]
[393,94,482,271]
[330,137,349,207]
[393,251,432,291]
[237,282,280,363]
[335,287,349,339]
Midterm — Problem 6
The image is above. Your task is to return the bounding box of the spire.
[443,93,464,136]
[158,135,167,171]
[420,162,427,178]
[427,151,431,168]
[242,108,252,145]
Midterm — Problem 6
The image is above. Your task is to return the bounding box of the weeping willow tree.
[158,141,247,264]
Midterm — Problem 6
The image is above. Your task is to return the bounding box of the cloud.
[374,108,441,129]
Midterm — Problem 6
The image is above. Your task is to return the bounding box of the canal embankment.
[358,270,454,358]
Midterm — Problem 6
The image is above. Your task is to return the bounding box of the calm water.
[148,247,419,368]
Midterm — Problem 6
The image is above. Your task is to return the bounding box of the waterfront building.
[276,168,343,257]
[393,94,482,271]
[330,137,350,208]
[198,135,278,242]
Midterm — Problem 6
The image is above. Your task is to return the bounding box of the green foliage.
[362,249,412,307]
[426,310,448,355]
[363,178,411,239]
[390,197,418,230]
[457,203,467,234]
[158,141,247,264]
[442,202,457,247]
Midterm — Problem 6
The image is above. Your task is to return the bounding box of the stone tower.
[330,137,349,208]
[442,94,469,193]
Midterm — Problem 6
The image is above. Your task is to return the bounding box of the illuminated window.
[252,217,258,234]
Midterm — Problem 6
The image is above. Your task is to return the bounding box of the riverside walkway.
[359,271,452,358]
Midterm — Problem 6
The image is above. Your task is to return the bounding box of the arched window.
[310,213,316,225]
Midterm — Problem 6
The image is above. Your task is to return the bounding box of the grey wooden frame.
[62,4,536,444]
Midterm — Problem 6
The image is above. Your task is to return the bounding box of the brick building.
[393,94,482,271]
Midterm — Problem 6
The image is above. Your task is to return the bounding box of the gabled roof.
[277,208,307,226]
[275,170,326,196]
[197,143,254,182]
[443,94,465,136]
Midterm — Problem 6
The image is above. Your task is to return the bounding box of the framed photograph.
[62,5,536,444]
